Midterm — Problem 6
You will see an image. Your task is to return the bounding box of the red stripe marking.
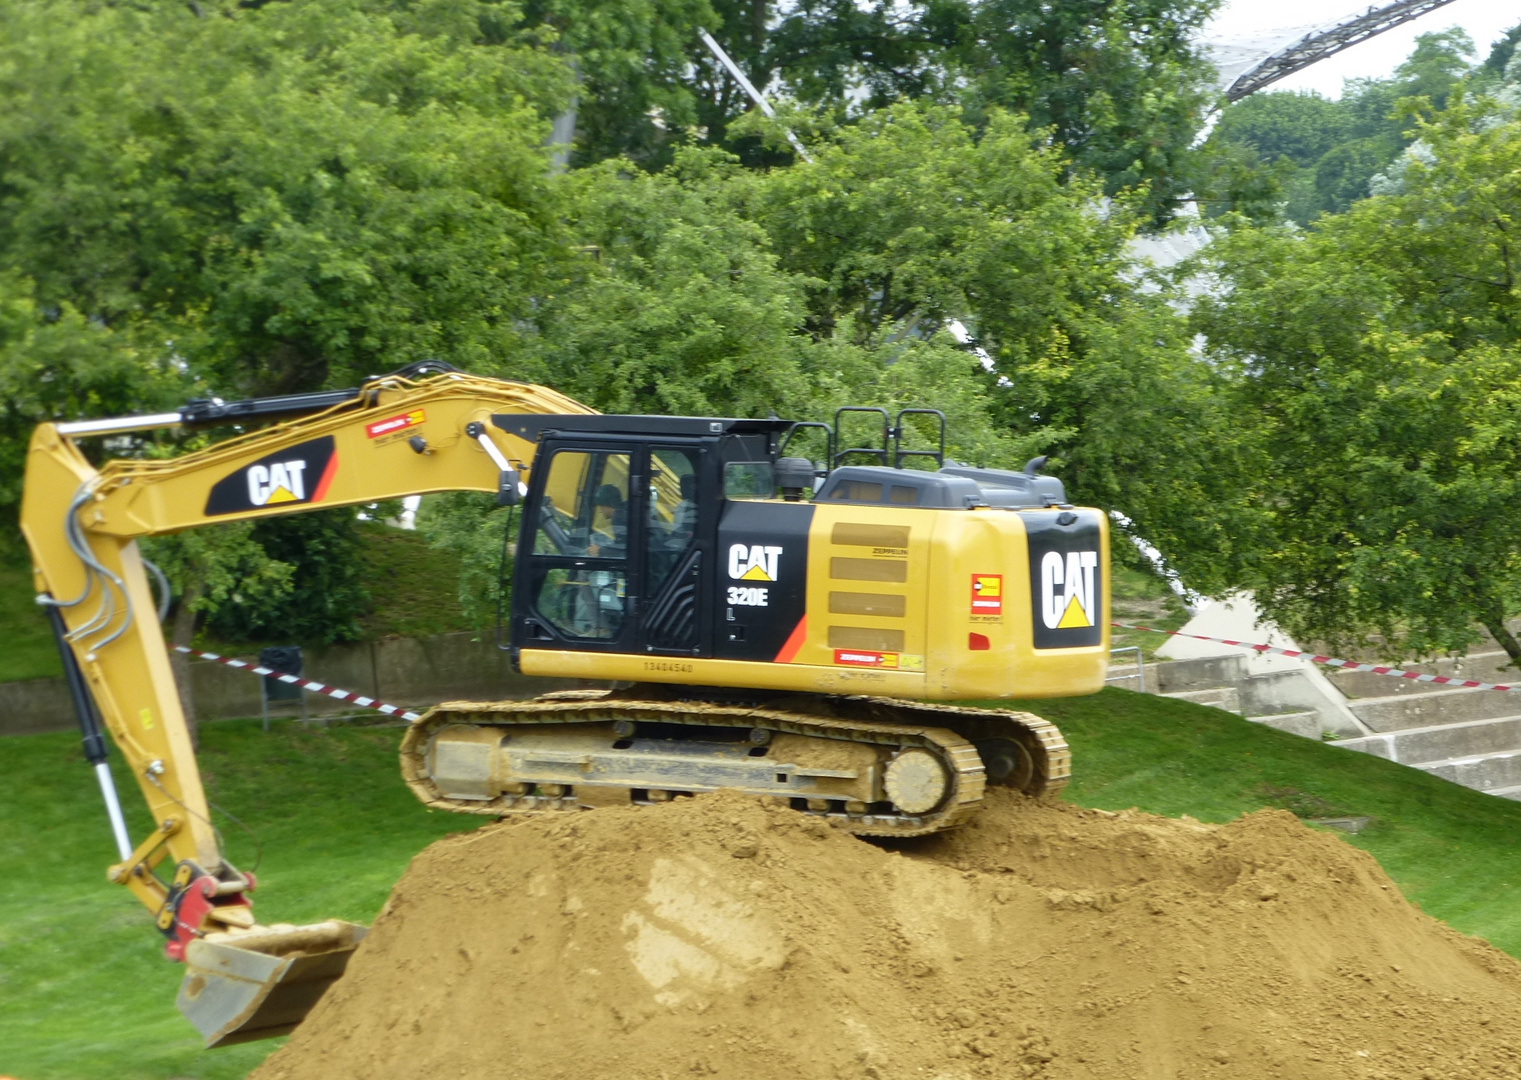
[773,616,807,664]
[173,644,420,721]
[1111,621,1521,694]
[312,451,339,502]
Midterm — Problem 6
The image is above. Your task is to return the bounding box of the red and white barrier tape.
[172,645,422,721]
[1111,622,1519,693]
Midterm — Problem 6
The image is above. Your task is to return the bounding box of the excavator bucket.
[175,920,368,1047]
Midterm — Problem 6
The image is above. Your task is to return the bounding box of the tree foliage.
[559,0,1221,218]
[1192,101,1521,664]
[0,0,574,396]
[1198,28,1483,224]
[0,277,190,538]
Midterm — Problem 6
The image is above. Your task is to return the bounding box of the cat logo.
[729,543,783,582]
[205,436,338,516]
[1026,508,1104,649]
[1039,550,1099,630]
[248,460,308,506]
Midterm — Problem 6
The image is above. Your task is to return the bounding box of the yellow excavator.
[20,362,1108,1047]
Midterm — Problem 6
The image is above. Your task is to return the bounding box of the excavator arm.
[20,368,594,1044]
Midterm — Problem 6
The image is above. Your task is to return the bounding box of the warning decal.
[971,574,1003,615]
[366,409,427,440]
[834,649,900,669]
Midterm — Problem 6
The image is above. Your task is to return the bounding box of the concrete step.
[1326,650,1518,700]
[1248,711,1320,739]
[1151,655,1250,695]
[1412,749,1521,793]
[1162,686,1242,715]
[1486,785,1521,802]
[1348,685,1521,732]
[1334,713,1521,765]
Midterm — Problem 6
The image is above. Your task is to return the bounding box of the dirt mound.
[253,792,1521,1080]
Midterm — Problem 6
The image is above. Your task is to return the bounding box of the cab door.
[638,445,713,657]
[515,441,639,652]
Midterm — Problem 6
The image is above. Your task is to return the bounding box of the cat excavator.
[20,363,1109,1048]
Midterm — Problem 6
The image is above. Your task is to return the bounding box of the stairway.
[1107,653,1331,734]
[1325,649,1521,799]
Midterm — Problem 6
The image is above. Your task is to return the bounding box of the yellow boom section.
[20,372,593,921]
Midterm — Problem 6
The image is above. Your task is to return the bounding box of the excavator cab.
[505,416,795,661]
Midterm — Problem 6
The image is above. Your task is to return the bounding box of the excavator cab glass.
[530,450,631,640]
[513,430,731,659]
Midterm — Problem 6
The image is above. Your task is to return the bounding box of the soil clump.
[253,790,1521,1080]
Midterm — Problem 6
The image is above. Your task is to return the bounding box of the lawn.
[0,718,484,1080]
[5,688,1521,1079]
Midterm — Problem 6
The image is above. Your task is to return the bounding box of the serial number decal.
[644,660,694,673]
[727,585,769,607]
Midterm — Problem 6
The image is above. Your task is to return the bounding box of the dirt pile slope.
[254,792,1521,1080]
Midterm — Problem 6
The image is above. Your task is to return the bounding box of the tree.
[549,0,1221,214]
[0,276,188,538]
[0,0,577,645]
[202,511,371,645]
[1475,21,1521,87]
[0,0,575,397]
[516,152,816,418]
[1201,29,1478,224]
[1191,100,1521,666]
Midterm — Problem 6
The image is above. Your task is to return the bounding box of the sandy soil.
[253,790,1521,1080]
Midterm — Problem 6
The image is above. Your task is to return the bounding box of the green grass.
[0,718,484,1080]
[0,560,64,682]
[352,521,472,640]
[7,689,1521,1079]
[1107,562,1190,661]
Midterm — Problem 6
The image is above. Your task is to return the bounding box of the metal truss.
[1225,0,1460,101]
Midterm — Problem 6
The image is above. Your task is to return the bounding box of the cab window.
[532,450,630,640]
[646,448,699,595]
[535,451,630,558]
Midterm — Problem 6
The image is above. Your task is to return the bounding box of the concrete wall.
[0,632,605,737]
[0,676,78,735]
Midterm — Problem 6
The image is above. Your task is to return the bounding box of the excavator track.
[399,691,1069,837]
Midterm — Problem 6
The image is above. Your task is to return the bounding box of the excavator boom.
[21,368,592,1044]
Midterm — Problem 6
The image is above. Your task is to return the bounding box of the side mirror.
[497,468,522,507]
